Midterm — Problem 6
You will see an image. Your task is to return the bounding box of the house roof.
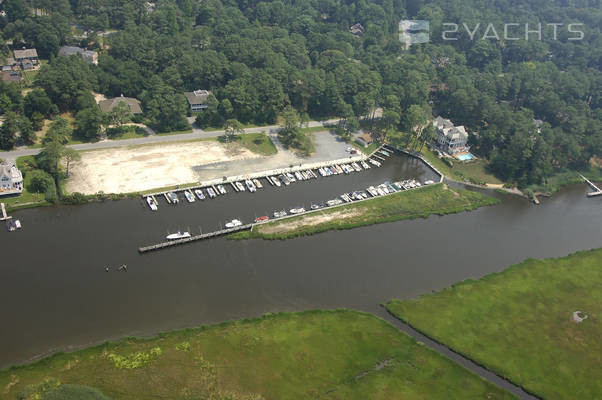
[433,116,454,130]
[13,49,38,59]
[0,163,23,182]
[440,126,468,141]
[2,70,23,83]
[58,46,97,61]
[359,132,374,143]
[98,96,142,114]
[2,58,17,67]
[184,90,211,105]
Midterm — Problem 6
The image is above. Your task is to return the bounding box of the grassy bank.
[231,184,499,240]
[524,167,602,197]
[419,148,502,185]
[237,132,277,156]
[0,310,513,400]
[386,248,602,400]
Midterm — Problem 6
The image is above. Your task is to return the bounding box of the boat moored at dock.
[194,189,206,200]
[166,231,191,240]
[184,190,196,203]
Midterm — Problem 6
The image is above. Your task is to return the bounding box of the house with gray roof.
[184,89,211,112]
[99,95,142,114]
[58,46,98,65]
[433,116,470,155]
[0,163,23,196]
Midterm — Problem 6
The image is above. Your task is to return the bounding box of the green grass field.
[419,148,502,185]
[231,184,499,240]
[0,310,513,400]
[386,249,602,399]
[237,132,277,156]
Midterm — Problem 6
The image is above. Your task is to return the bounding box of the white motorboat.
[236,181,246,191]
[272,176,281,187]
[167,192,179,203]
[195,189,206,200]
[225,219,243,228]
[286,173,296,182]
[166,231,191,240]
[184,190,196,203]
[217,184,227,194]
[289,207,305,214]
[253,179,263,189]
[207,187,217,198]
[369,159,381,167]
[245,179,256,192]
[146,196,158,211]
[273,210,287,218]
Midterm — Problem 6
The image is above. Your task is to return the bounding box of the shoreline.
[230,184,500,240]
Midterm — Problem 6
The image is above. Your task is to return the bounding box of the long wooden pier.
[580,174,602,197]
[139,224,254,253]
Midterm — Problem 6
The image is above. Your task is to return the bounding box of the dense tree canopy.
[0,0,599,185]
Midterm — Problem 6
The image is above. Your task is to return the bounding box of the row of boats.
[147,148,392,212]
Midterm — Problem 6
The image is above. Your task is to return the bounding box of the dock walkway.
[580,174,602,197]
[0,203,11,221]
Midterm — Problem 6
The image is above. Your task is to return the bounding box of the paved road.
[0,119,341,162]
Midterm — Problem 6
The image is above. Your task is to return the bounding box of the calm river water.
[1,154,600,371]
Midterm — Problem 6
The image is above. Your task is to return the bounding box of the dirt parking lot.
[66,140,260,194]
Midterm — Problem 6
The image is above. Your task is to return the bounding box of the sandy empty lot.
[66,140,260,194]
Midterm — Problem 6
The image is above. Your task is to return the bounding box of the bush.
[27,170,55,193]
[62,192,88,205]
[440,157,454,168]
[45,183,58,204]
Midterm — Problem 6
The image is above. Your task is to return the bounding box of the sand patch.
[65,140,261,194]
[258,209,362,234]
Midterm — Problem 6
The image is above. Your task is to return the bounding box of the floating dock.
[0,203,11,221]
[580,174,602,197]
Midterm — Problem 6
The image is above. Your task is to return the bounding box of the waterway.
[0,153,600,393]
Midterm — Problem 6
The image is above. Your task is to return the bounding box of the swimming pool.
[457,153,475,161]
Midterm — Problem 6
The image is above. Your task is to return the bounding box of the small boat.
[352,163,362,172]
[255,216,269,223]
[207,187,217,198]
[118,264,127,272]
[289,207,305,214]
[166,231,191,240]
[273,210,287,218]
[369,159,381,167]
[217,184,227,194]
[361,161,370,169]
[225,219,243,228]
[245,179,256,192]
[311,203,323,210]
[294,171,303,181]
[286,173,296,182]
[326,199,343,206]
[279,174,290,186]
[379,150,390,157]
[167,192,179,203]
[14,220,21,229]
[184,190,196,203]
[335,165,344,174]
[146,196,158,211]
[272,177,282,187]
[236,181,246,191]
[195,189,206,200]
[253,179,263,189]
[425,180,435,185]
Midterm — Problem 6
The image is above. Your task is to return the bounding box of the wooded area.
[0,0,600,187]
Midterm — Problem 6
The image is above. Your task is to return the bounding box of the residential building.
[0,163,24,196]
[355,132,375,147]
[99,95,143,114]
[13,49,39,68]
[433,116,470,155]
[2,58,18,72]
[58,46,99,65]
[184,89,211,112]
[349,23,365,35]
[2,70,23,83]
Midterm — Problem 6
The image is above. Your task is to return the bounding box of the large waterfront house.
[185,89,211,112]
[0,163,23,196]
[433,116,470,155]
[99,95,143,114]
[58,46,99,64]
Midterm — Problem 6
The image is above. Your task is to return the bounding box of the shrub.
[62,192,88,205]
[27,170,55,193]
[440,157,454,167]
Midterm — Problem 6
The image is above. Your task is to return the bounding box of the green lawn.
[386,248,602,400]
[3,156,51,212]
[237,132,277,156]
[155,129,193,136]
[524,167,602,196]
[419,148,502,185]
[232,184,499,240]
[351,141,381,155]
[0,310,513,400]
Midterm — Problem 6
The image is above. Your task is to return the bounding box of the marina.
[580,174,602,197]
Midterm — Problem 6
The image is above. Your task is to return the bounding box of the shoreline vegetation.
[230,184,499,240]
[0,310,514,400]
[386,248,602,400]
